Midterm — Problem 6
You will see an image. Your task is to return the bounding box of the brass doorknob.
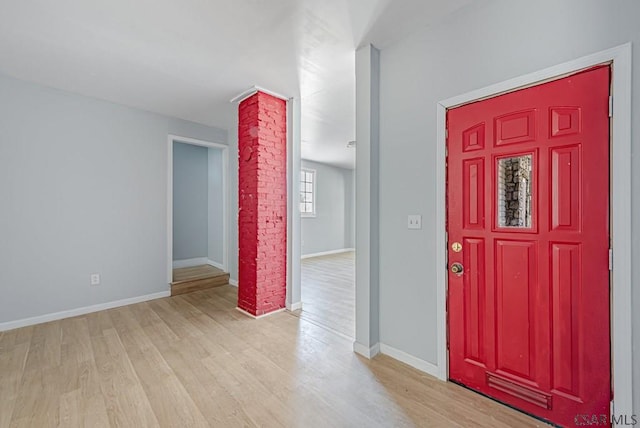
[450,263,464,275]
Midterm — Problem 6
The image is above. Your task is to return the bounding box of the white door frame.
[435,43,633,416]
[167,134,230,283]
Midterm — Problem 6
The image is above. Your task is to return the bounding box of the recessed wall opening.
[167,135,230,296]
[295,160,356,339]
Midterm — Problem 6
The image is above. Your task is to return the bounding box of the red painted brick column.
[237,91,287,316]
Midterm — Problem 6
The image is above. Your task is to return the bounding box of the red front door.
[447,66,611,427]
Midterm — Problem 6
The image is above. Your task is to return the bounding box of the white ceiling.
[0,0,472,169]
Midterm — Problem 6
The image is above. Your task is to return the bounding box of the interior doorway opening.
[296,160,356,338]
[167,135,230,296]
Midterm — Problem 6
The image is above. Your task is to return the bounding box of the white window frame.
[300,168,316,218]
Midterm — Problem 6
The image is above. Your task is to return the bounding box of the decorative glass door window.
[497,154,532,228]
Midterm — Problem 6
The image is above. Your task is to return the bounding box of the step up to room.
[171,265,230,296]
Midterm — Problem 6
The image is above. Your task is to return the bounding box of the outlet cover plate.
[408,215,422,230]
[90,273,101,286]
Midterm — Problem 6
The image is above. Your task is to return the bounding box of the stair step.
[171,265,229,296]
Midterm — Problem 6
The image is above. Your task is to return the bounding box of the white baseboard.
[286,301,302,311]
[207,259,224,270]
[353,341,380,359]
[301,248,355,259]
[173,257,208,269]
[228,278,238,287]
[379,343,441,379]
[235,307,286,319]
[0,291,171,332]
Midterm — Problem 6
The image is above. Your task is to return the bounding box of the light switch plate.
[408,215,422,230]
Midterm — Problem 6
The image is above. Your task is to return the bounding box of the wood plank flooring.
[0,285,549,427]
[172,265,229,296]
[172,265,225,283]
[298,251,355,338]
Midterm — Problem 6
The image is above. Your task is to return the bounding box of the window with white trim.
[300,169,316,217]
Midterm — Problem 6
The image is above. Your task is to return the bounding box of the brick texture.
[237,92,287,316]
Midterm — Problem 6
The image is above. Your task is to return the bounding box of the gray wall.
[173,143,208,261]
[344,166,356,248]
[0,72,229,324]
[301,160,355,256]
[355,44,381,352]
[226,112,239,284]
[376,0,639,411]
[208,148,224,266]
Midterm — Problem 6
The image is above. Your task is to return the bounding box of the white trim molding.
[230,85,289,104]
[436,43,633,415]
[207,259,224,270]
[380,344,440,379]
[353,342,380,359]
[301,248,355,259]
[235,307,286,319]
[228,278,238,287]
[0,291,171,332]
[172,258,226,271]
[286,301,303,311]
[172,257,208,269]
[167,135,230,285]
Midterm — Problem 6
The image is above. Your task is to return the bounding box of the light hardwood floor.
[0,285,548,428]
[298,252,355,338]
[172,265,226,283]
[171,265,229,296]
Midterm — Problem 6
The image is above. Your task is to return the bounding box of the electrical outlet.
[90,273,101,286]
[408,215,422,230]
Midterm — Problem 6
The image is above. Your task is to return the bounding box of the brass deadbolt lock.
[450,262,464,275]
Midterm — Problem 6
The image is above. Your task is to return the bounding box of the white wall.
[173,142,208,261]
[376,0,639,412]
[300,160,355,256]
[208,148,224,266]
[0,72,229,325]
